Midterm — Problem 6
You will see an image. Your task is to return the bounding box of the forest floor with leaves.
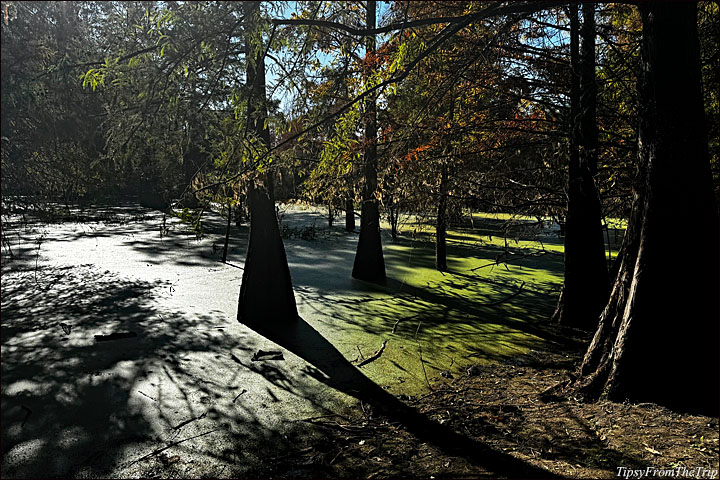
[255,348,719,479]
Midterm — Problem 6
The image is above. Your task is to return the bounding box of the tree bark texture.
[238,1,298,325]
[579,2,719,415]
[554,3,609,329]
[352,0,386,282]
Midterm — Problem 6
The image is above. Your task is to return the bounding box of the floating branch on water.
[357,340,388,367]
[232,389,248,403]
[172,410,207,430]
[392,314,420,334]
[251,349,284,361]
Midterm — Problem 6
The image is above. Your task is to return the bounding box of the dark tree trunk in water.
[235,195,244,226]
[345,189,355,232]
[389,202,399,239]
[222,201,231,263]
[436,161,448,271]
[352,0,386,282]
[579,2,719,416]
[238,1,298,325]
[553,3,609,329]
[182,140,197,188]
[384,172,399,239]
[239,183,297,324]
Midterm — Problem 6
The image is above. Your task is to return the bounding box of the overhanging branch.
[198,0,566,192]
[272,1,564,36]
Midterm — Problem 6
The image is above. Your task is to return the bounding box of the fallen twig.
[471,262,497,272]
[130,428,219,466]
[329,449,342,465]
[392,318,402,334]
[172,410,207,430]
[419,349,433,392]
[413,389,455,403]
[270,446,314,461]
[297,419,373,433]
[392,314,419,334]
[300,413,350,422]
[251,349,284,361]
[232,389,248,403]
[357,340,388,367]
[469,248,556,273]
[539,378,571,398]
[137,390,157,402]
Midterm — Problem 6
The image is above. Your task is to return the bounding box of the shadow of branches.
[1,263,337,478]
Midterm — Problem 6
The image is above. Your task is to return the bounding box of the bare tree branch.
[272,1,564,36]
[198,0,565,192]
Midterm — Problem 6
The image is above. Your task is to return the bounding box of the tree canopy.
[2,0,718,417]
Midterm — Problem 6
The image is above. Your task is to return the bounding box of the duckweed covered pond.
[281,204,588,396]
[0,201,620,477]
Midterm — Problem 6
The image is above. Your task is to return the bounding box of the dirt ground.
[249,349,720,479]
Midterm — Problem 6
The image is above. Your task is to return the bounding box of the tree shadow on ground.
[288,228,580,382]
[2,205,251,273]
[0,263,339,478]
[241,315,555,478]
[0,204,642,478]
[2,264,174,477]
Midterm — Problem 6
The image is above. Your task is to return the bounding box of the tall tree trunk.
[553,3,609,329]
[579,2,719,416]
[235,193,244,226]
[238,1,298,325]
[436,160,448,271]
[343,77,356,234]
[352,0,386,282]
[384,171,399,239]
[389,201,398,239]
[345,185,355,231]
[222,200,231,263]
[436,98,455,272]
